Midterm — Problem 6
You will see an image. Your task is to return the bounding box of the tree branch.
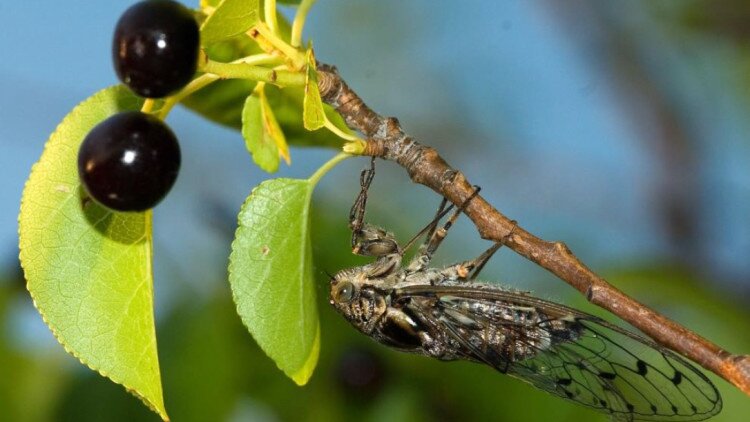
[317,63,750,396]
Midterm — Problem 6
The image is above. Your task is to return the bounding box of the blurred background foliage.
[1,1,749,421]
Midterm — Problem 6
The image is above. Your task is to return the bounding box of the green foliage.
[241,89,286,173]
[183,19,348,148]
[17,86,167,420]
[15,0,355,415]
[228,178,320,386]
[268,86,350,147]
[182,80,348,148]
[200,0,259,45]
[303,47,325,131]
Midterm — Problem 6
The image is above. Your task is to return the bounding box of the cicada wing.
[396,285,721,421]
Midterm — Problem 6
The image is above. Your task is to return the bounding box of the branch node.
[363,139,385,157]
[553,241,571,256]
[385,117,401,137]
[725,355,750,393]
[441,169,459,186]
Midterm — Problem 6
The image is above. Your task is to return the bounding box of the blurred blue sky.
[2,0,749,306]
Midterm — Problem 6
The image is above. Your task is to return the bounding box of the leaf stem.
[265,0,279,34]
[158,74,217,119]
[342,139,366,154]
[323,118,358,142]
[253,23,305,68]
[308,152,350,187]
[141,99,157,114]
[157,53,280,119]
[203,59,306,87]
[291,0,317,48]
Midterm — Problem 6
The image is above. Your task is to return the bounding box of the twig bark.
[317,63,750,396]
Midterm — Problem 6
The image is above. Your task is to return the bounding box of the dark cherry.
[112,0,199,98]
[78,111,181,211]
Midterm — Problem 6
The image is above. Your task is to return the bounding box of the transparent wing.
[395,285,722,421]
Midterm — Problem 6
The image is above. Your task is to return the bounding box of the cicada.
[329,159,722,421]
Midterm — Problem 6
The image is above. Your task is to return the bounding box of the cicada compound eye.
[336,281,356,303]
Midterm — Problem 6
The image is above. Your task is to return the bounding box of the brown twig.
[316,63,750,395]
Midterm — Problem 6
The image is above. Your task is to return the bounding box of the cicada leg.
[404,187,481,274]
[348,157,375,248]
[441,220,518,281]
[348,158,401,258]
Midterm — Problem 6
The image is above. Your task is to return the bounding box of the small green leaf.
[200,0,260,45]
[183,82,347,148]
[184,13,349,148]
[229,178,320,385]
[261,88,291,165]
[18,86,167,420]
[268,86,354,144]
[303,47,325,131]
[242,87,291,173]
[242,92,278,172]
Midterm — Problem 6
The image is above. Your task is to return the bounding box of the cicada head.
[329,267,388,334]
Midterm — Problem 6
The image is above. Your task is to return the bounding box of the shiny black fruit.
[113,0,199,98]
[78,111,181,211]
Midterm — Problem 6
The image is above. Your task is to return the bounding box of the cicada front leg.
[348,158,400,258]
[347,158,403,278]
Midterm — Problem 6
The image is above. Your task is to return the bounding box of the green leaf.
[200,0,260,45]
[241,91,281,173]
[228,178,320,385]
[261,89,291,165]
[184,82,346,148]
[182,13,348,148]
[269,86,354,143]
[18,86,168,420]
[303,47,325,131]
